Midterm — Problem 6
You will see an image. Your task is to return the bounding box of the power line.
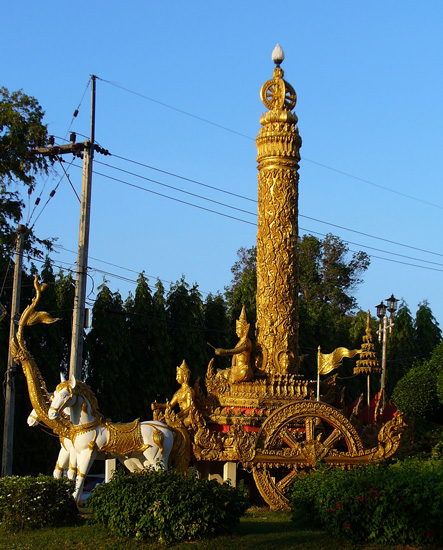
[56,134,443,264]
[94,159,256,218]
[96,77,253,141]
[97,76,443,211]
[111,152,256,204]
[70,162,443,271]
[102,153,443,261]
[70,162,257,227]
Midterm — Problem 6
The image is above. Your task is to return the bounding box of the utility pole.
[1,225,26,477]
[69,75,96,381]
[35,76,109,382]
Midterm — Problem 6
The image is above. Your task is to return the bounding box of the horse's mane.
[76,382,101,418]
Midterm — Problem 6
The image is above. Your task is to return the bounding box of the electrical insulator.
[70,132,76,143]
[49,190,56,198]
[49,135,55,146]
[35,198,40,206]
[73,109,79,118]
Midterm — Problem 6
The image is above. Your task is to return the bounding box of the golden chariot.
[151,45,406,510]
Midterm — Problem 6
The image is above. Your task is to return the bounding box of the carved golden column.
[255,45,302,376]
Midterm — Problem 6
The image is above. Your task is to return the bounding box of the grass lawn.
[0,507,438,550]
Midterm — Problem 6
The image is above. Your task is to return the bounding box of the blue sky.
[2,2,443,328]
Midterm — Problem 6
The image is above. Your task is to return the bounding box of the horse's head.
[48,373,77,420]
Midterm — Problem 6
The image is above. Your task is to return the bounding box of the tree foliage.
[0,88,52,257]
[392,341,443,422]
[298,234,370,314]
[85,280,132,421]
[166,277,207,381]
[414,300,441,361]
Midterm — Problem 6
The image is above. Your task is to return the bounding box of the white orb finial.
[272,44,285,66]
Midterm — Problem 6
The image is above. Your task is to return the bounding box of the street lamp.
[376,294,398,410]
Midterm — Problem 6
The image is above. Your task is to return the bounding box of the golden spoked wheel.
[252,400,363,510]
[260,79,297,111]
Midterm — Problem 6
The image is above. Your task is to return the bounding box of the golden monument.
[13,45,406,510]
[255,44,301,376]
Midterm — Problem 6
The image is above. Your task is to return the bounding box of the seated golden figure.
[210,305,253,384]
[155,360,195,427]
[169,360,195,426]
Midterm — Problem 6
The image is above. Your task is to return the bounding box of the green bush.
[87,468,249,544]
[290,459,443,546]
[0,475,78,531]
[392,361,441,421]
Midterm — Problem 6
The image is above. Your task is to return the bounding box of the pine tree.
[85,280,132,421]
[414,300,442,362]
[166,277,207,382]
[125,272,156,419]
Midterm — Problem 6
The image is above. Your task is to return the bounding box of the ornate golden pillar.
[255,45,302,376]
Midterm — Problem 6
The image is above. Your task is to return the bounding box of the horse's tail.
[152,426,165,456]
[169,427,191,475]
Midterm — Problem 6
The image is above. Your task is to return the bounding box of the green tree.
[225,246,257,336]
[0,87,52,258]
[124,272,158,419]
[414,300,441,362]
[203,293,231,369]
[85,280,132,421]
[166,277,207,381]
[149,280,175,402]
[298,234,370,313]
[0,88,58,473]
[393,341,443,423]
[386,302,418,397]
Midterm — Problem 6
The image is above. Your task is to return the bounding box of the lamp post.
[376,294,398,410]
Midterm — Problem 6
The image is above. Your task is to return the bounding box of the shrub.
[87,467,249,544]
[0,475,78,531]
[290,459,443,546]
[392,361,441,421]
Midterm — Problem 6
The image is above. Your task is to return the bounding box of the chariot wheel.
[252,400,363,510]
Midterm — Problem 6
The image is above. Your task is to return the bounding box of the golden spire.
[354,311,381,375]
[255,46,302,376]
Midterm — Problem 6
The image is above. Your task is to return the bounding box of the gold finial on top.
[260,45,297,112]
[272,44,285,66]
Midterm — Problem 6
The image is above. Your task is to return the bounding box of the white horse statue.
[48,373,175,503]
[27,406,74,480]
